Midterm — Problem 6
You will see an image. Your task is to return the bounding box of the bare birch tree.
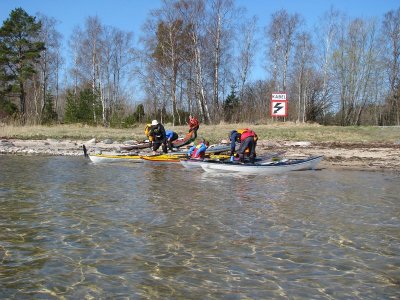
[86,17,103,123]
[35,14,62,123]
[265,14,283,91]
[176,0,211,124]
[153,18,191,125]
[67,16,136,126]
[100,27,134,126]
[281,12,301,91]
[207,0,235,121]
[292,32,314,122]
[266,10,301,92]
[235,15,258,101]
[315,7,341,122]
[68,27,82,96]
[67,20,102,122]
[110,29,134,118]
[381,8,400,125]
[333,17,380,125]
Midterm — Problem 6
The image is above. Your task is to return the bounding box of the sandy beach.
[1,138,399,173]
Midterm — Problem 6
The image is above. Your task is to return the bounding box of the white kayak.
[88,154,143,163]
[180,151,286,170]
[200,155,323,175]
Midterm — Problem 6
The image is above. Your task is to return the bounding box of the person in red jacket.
[188,115,200,140]
[188,115,200,138]
[236,128,257,163]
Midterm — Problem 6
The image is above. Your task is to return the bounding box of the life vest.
[238,128,257,142]
[190,142,207,158]
[144,124,153,142]
[191,148,201,158]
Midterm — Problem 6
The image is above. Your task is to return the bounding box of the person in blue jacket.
[188,139,209,159]
[165,129,179,150]
[229,130,241,159]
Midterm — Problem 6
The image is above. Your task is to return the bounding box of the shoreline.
[1,138,399,173]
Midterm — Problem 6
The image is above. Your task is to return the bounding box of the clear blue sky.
[1,0,399,81]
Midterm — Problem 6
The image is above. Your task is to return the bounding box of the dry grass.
[0,123,399,144]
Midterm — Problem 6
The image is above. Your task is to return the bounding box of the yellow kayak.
[142,153,230,162]
[88,152,230,163]
[141,153,186,162]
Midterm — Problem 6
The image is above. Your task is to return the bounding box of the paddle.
[82,144,89,158]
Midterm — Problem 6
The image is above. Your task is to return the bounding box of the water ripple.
[0,156,399,299]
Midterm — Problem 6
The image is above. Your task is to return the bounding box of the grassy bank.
[1,123,399,144]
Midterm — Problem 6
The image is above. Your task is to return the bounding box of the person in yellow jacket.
[144,123,154,143]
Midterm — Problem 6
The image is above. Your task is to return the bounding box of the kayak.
[200,155,323,175]
[205,144,230,154]
[89,153,143,163]
[141,153,186,162]
[180,151,286,169]
[89,152,186,163]
[88,151,230,164]
[171,131,196,148]
[143,153,230,163]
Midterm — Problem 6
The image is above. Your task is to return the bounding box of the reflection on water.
[0,155,399,299]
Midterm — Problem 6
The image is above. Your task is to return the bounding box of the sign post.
[271,93,288,117]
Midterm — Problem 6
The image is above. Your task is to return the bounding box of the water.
[0,155,399,299]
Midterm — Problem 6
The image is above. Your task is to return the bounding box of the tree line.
[0,0,399,126]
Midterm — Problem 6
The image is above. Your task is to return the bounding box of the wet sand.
[1,138,399,173]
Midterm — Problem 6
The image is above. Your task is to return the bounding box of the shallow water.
[0,155,399,299]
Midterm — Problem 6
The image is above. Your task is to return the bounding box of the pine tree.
[223,85,240,122]
[0,8,45,120]
[41,93,57,124]
[64,88,101,125]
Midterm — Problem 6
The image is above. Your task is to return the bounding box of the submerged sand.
[1,138,399,173]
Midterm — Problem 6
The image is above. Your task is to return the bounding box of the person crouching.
[166,129,179,151]
[236,128,257,163]
[188,139,209,159]
[149,120,168,154]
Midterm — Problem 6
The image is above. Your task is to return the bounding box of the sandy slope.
[1,138,399,172]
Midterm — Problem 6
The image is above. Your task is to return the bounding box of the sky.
[1,0,399,81]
